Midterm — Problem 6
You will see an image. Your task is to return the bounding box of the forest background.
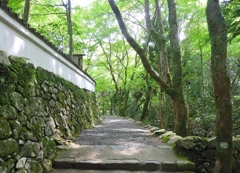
[4,0,240,137]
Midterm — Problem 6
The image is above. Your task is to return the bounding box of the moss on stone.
[0,83,12,105]
[1,53,100,172]
[25,159,43,173]
[21,141,41,157]
[19,127,38,142]
[10,58,36,95]
[9,120,22,139]
[2,158,16,172]
[10,92,24,112]
[0,117,12,139]
[8,71,18,84]
[30,122,42,139]
[0,138,19,158]
[0,105,17,120]
[42,139,57,160]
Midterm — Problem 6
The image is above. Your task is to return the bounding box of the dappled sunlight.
[56,144,178,164]
[58,65,63,76]
[12,36,25,55]
[118,147,140,156]
[106,119,125,123]
[113,128,147,132]
[54,116,182,172]
[52,59,56,73]
[75,116,162,147]
[88,133,108,137]
[94,124,104,128]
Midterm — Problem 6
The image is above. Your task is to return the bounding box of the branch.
[31,13,65,16]
[32,3,64,7]
[144,0,156,34]
[108,0,172,95]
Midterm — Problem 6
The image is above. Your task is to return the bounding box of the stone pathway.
[52,116,195,172]
[74,116,164,146]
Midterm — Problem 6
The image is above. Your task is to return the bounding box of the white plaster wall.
[0,8,95,91]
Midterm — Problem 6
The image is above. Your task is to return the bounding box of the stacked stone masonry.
[0,51,101,173]
[174,136,240,173]
[145,123,240,173]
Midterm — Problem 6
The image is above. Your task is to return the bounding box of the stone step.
[53,158,195,172]
[52,169,185,173]
[52,169,186,173]
[53,145,196,172]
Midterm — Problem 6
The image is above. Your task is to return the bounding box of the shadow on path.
[53,116,195,172]
[74,116,164,146]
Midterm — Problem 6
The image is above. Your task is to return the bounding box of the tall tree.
[167,0,188,136]
[23,0,30,23]
[99,35,140,117]
[140,73,152,121]
[62,0,73,59]
[147,0,170,128]
[108,0,188,136]
[206,0,233,172]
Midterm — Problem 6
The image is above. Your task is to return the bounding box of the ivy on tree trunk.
[167,0,188,137]
[206,0,233,172]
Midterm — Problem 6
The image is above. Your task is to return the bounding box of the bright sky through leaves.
[72,0,93,7]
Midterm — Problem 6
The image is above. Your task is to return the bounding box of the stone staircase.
[52,144,196,172]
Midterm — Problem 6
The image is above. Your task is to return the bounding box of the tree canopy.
[5,0,240,171]
[5,0,240,166]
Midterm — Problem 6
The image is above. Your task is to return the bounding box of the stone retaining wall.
[142,124,240,173]
[0,51,101,173]
[174,136,240,173]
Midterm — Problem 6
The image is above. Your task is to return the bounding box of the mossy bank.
[0,51,101,173]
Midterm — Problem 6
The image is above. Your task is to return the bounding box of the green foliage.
[0,57,34,104]
[9,58,36,97]
[36,67,56,85]
[42,138,57,160]
[5,0,240,137]
[8,0,24,14]
[0,72,13,105]
[223,0,240,41]
[188,93,215,137]
[161,136,170,143]
[232,96,240,135]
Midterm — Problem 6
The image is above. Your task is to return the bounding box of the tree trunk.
[102,102,105,115]
[206,0,233,172]
[171,95,188,136]
[140,74,151,121]
[22,0,30,23]
[167,0,188,135]
[158,90,163,128]
[62,0,73,59]
[154,0,170,129]
[199,42,204,95]
[110,99,113,115]
[155,0,171,86]
[108,0,188,137]
[140,95,150,121]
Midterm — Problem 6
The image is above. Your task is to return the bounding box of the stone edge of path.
[113,116,183,144]
[53,116,196,172]
[53,158,196,172]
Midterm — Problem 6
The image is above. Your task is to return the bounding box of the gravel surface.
[74,116,164,146]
